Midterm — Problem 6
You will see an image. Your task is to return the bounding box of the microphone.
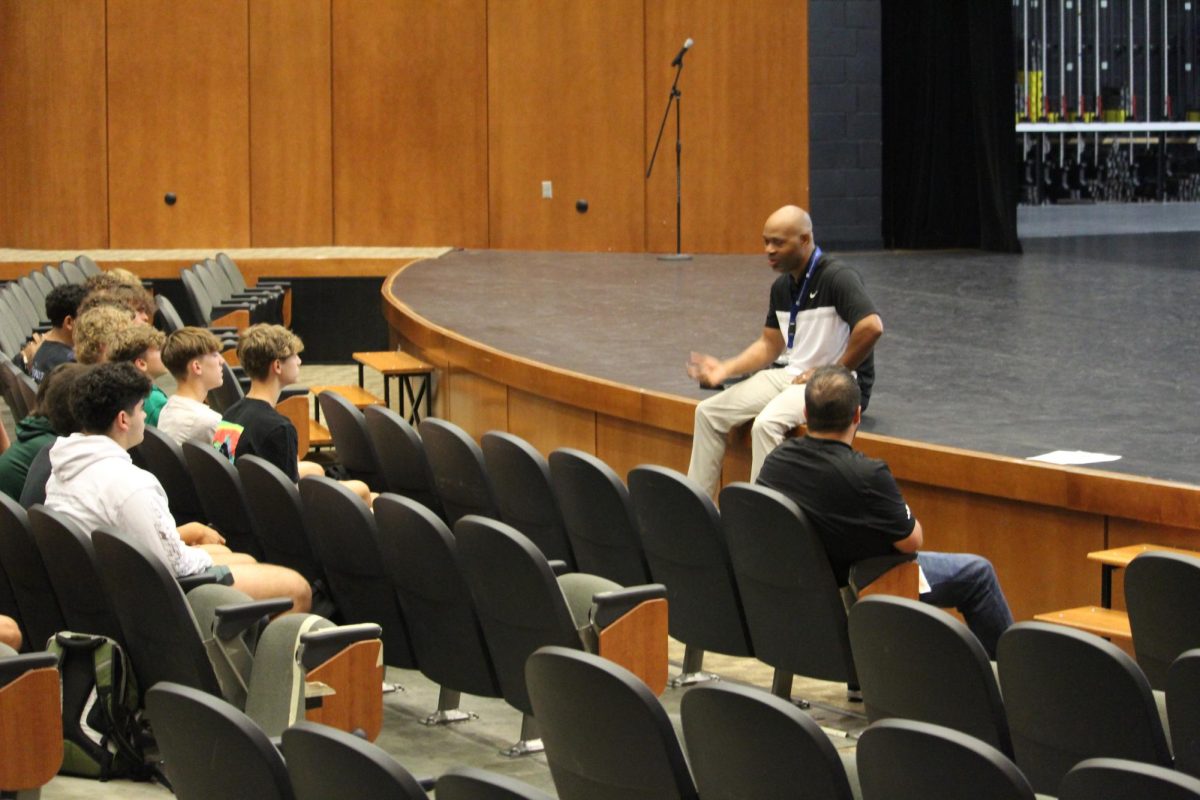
[670,37,694,67]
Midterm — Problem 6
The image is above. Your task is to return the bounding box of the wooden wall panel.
[596,415,692,484]
[332,0,487,247]
[508,390,596,456]
[250,0,333,245]
[899,482,1104,622]
[487,0,645,251]
[645,1,809,254]
[0,0,108,249]
[445,369,508,442]
[107,1,251,248]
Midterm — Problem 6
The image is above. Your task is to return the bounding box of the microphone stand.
[646,53,691,261]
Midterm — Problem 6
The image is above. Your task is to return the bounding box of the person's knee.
[750,412,790,443]
[0,615,21,651]
[289,572,313,614]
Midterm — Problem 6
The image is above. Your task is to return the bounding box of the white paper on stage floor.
[1027,450,1122,465]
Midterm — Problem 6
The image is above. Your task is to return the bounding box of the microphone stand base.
[657,253,693,261]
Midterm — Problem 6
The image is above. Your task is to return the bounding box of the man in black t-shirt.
[757,365,1013,657]
[28,283,87,383]
[686,205,883,498]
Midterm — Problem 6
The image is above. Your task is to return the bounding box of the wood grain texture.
[107,1,251,247]
[597,598,670,696]
[0,0,108,249]
[0,667,62,790]
[487,0,645,251]
[305,639,384,741]
[249,0,333,245]
[645,1,810,254]
[332,0,487,247]
[596,414,693,481]
[444,369,508,442]
[508,389,597,456]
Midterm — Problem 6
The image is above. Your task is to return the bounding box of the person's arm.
[687,327,785,388]
[893,518,923,553]
[839,313,883,370]
[178,521,225,546]
[117,486,214,577]
[0,419,9,454]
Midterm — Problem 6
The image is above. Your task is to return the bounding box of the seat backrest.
[482,431,575,567]
[848,594,1012,756]
[60,261,87,286]
[181,267,216,325]
[208,359,246,414]
[681,682,854,800]
[28,505,125,642]
[362,405,443,516]
[18,275,48,322]
[215,252,250,293]
[182,440,262,558]
[197,259,234,304]
[1169,649,1200,780]
[718,482,853,682]
[997,621,1172,795]
[0,493,66,651]
[857,718,1035,800]
[373,494,500,697]
[1059,757,1200,800]
[145,682,294,800]
[91,529,222,696]
[30,270,55,303]
[628,466,753,659]
[74,254,102,278]
[235,455,325,584]
[4,284,39,333]
[1125,551,1200,689]
[547,448,652,586]
[526,646,697,800]
[131,425,206,525]
[15,372,38,420]
[316,392,384,490]
[454,516,581,714]
[281,720,425,800]
[42,264,66,287]
[436,767,555,800]
[203,257,239,300]
[418,418,499,524]
[155,294,187,334]
[298,477,416,668]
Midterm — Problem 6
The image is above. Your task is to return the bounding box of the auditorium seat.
[548,448,653,587]
[281,720,427,800]
[1058,757,1200,800]
[436,767,556,800]
[857,719,1035,800]
[848,594,1013,757]
[419,417,501,525]
[362,405,444,518]
[1169,649,1200,779]
[373,493,502,724]
[316,391,386,491]
[1125,551,1200,689]
[0,492,66,652]
[182,439,264,559]
[455,515,667,756]
[131,425,206,526]
[525,646,697,799]
[628,465,754,686]
[180,265,251,332]
[997,621,1172,795]
[482,430,576,567]
[681,682,856,800]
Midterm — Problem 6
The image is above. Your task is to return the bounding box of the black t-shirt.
[29,340,75,383]
[215,398,299,481]
[755,435,915,585]
[765,255,877,406]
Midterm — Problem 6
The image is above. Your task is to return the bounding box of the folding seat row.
[179,254,291,332]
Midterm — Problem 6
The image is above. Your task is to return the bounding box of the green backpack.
[47,632,159,782]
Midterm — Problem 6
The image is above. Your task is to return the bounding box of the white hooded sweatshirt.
[44,433,213,577]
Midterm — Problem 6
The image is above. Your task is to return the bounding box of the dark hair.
[44,284,88,328]
[69,362,152,434]
[39,363,89,434]
[803,365,861,432]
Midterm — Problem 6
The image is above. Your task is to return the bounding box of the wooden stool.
[353,351,434,423]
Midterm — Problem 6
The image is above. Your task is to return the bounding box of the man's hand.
[686,352,728,388]
[20,333,45,369]
[178,522,225,546]
[791,367,817,385]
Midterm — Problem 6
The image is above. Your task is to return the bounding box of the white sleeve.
[116,486,214,577]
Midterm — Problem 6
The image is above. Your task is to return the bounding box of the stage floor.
[392,233,1200,485]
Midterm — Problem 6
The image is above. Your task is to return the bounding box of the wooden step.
[310,384,382,409]
[1033,606,1131,641]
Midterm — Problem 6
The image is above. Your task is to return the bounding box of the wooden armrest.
[0,664,63,790]
[211,308,250,333]
[851,558,920,601]
[304,639,384,741]
[595,597,668,696]
[1033,606,1132,640]
[1087,543,1200,568]
[275,395,312,458]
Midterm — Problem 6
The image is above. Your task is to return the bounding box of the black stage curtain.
[882,0,1021,252]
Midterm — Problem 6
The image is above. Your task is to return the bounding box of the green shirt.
[0,415,56,500]
[145,384,169,427]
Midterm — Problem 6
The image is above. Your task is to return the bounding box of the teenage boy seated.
[158,327,225,446]
[28,283,88,383]
[107,325,169,426]
[74,305,136,365]
[0,363,86,501]
[215,324,373,505]
[45,363,311,612]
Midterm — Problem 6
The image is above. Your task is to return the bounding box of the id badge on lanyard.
[786,247,822,350]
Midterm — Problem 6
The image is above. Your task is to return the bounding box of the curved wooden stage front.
[383,259,1200,624]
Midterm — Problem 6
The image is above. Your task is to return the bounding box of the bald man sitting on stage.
[686,205,883,497]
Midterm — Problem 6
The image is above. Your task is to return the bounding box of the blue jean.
[917,552,1014,659]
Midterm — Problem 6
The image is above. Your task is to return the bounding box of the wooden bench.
[352,351,434,423]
